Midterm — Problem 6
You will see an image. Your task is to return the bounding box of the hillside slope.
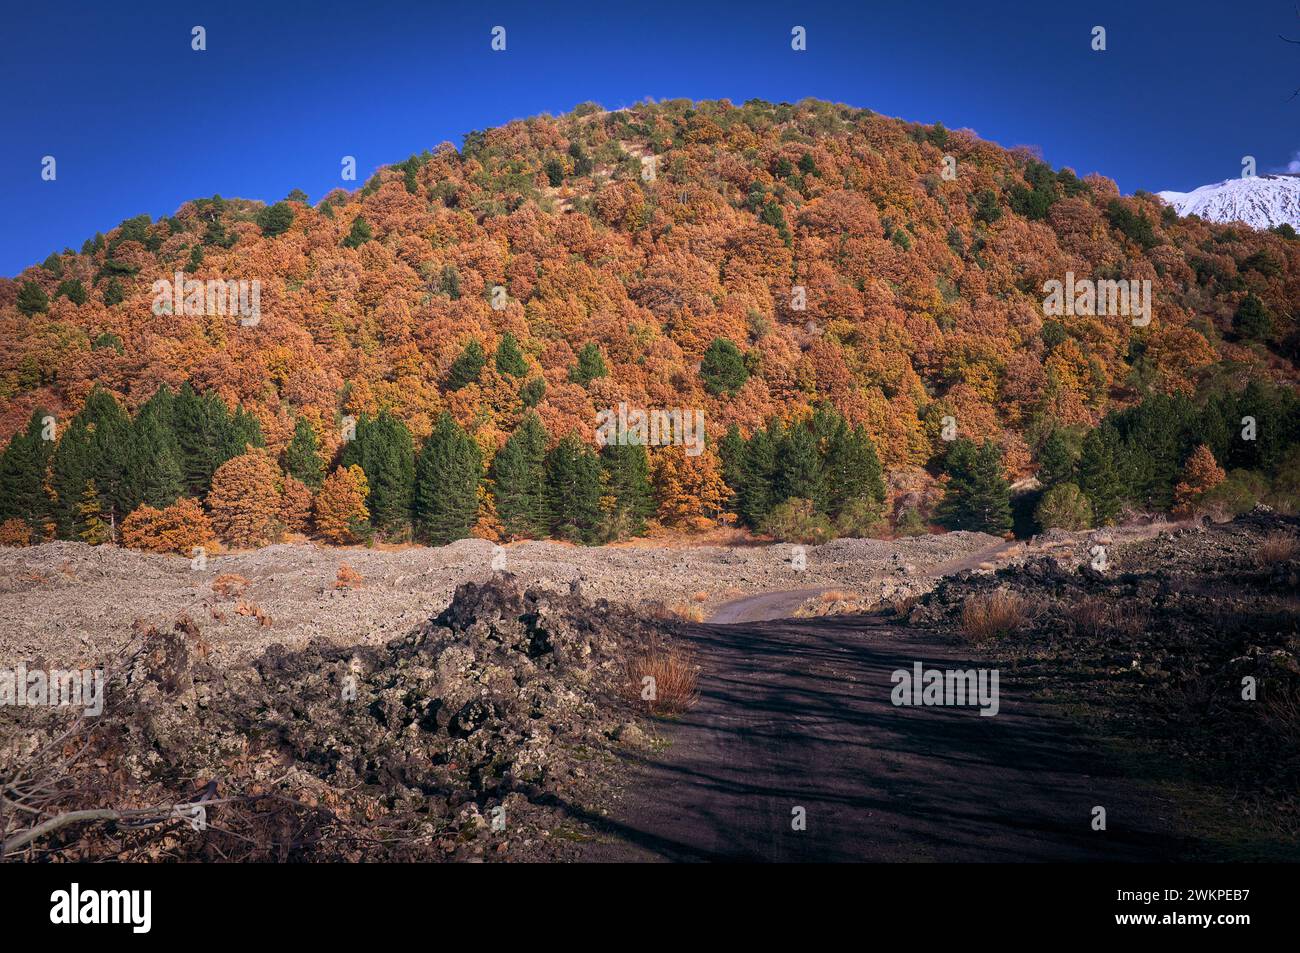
[2,97,1298,494]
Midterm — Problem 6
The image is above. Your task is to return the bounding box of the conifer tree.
[445,340,487,390]
[125,386,183,511]
[700,338,749,396]
[1077,428,1123,525]
[738,421,780,528]
[599,441,653,538]
[494,333,527,377]
[1036,431,1077,488]
[717,423,747,514]
[342,215,373,248]
[545,434,603,543]
[937,439,1012,534]
[775,423,825,511]
[823,419,886,520]
[340,411,415,537]
[490,412,550,539]
[82,389,132,526]
[413,412,482,545]
[283,417,325,489]
[16,281,49,316]
[51,416,93,539]
[568,343,608,385]
[0,408,54,530]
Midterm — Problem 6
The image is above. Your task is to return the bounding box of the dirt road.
[586,611,1190,862]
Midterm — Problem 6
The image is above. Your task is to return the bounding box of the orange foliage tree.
[314,465,370,544]
[121,497,217,555]
[206,450,284,547]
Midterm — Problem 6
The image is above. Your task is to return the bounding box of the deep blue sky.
[2,0,1297,276]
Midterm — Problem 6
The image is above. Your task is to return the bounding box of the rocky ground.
[909,509,1300,859]
[0,576,671,861]
[0,530,1004,668]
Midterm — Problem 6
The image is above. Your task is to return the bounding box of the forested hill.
[1,98,1298,546]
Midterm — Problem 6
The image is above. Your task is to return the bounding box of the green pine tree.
[775,423,825,511]
[717,423,747,514]
[1036,431,1077,488]
[342,215,373,248]
[545,434,603,544]
[81,389,132,526]
[738,421,781,528]
[568,343,608,385]
[1077,428,1123,525]
[700,338,749,396]
[256,201,295,237]
[494,333,528,377]
[340,411,415,537]
[823,419,885,519]
[51,415,93,539]
[0,408,55,529]
[124,386,183,511]
[283,417,325,489]
[490,412,551,539]
[17,281,49,316]
[446,340,486,390]
[599,441,653,538]
[937,439,1012,534]
[413,412,482,545]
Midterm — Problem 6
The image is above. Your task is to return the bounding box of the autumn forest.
[1,97,1298,552]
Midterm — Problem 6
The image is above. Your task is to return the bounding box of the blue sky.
[2,0,1297,276]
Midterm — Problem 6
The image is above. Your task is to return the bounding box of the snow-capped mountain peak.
[1157,173,1300,231]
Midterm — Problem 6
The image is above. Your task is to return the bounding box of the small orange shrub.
[212,573,250,598]
[0,518,33,547]
[334,564,364,589]
[121,498,216,555]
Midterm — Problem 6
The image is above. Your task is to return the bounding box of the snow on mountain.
[1157,173,1300,231]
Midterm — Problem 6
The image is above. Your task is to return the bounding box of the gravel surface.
[0,531,1003,667]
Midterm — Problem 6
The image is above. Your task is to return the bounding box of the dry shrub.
[691,590,708,603]
[235,600,272,627]
[212,573,249,598]
[1257,531,1300,566]
[0,518,33,547]
[121,498,217,556]
[626,648,699,715]
[960,590,1028,643]
[820,589,852,603]
[335,564,364,589]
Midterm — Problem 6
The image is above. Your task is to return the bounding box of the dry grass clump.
[1257,531,1300,567]
[626,648,699,716]
[646,601,707,623]
[1071,596,1149,639]
[960,590,1029,643]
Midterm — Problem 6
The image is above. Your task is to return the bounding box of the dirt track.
[587,611,1191,862]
